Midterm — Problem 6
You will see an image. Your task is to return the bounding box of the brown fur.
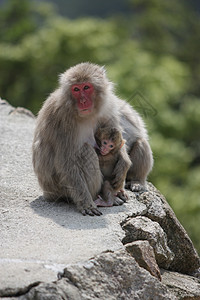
[95,126,131,206]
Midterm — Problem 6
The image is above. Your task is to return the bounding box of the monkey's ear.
[120,139,126,149]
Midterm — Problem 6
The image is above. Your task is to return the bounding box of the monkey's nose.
[101,147,108,155]
[80,98,86,104]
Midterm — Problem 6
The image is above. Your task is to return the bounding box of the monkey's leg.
[126,138,153,192]
[111,149,132,192]
[65,179,102,216]
[103,181,124,206]
[94,181,124,207]
[36,171,62,202]
[60,161,102,216]
[43,191,61,201]
[94,181,114,207]
[73,144,103,215]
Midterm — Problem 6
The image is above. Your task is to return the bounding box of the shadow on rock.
[30,196,109,230]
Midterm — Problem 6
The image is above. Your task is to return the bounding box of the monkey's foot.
[81,205,102,216]
[126,181,146,192]
[94,195,113,207]
[116,190,129,202]
[113,196,124,206]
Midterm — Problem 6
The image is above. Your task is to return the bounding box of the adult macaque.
[94,126,131,207]
[32,62,153,216]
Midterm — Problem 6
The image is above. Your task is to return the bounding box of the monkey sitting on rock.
[94,126,131,207]
[32,62,153,216]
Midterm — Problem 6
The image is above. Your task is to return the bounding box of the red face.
[71,82,94,116]
[100,139,115,156]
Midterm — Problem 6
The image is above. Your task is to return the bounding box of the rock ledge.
[0,100,200,300]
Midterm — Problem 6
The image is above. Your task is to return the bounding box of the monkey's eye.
[84,85,90,90]
[74,87,80,92]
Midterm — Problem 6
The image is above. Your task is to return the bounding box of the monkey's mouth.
[79,108,93,115]
[100,149,108,156]
[77,98,94,116]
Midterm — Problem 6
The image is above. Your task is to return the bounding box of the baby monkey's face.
[100,139,115,156]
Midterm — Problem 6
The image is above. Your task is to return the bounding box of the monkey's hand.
[111,174,125,192]
[113,196,124,206]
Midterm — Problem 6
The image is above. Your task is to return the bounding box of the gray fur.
[32,62,153,216]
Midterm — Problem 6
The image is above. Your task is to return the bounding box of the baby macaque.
[94,126,131,207]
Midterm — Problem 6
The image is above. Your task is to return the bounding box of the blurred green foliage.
[0,0,200,253]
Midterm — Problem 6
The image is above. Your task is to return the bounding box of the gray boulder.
[138,185,200,275]
[122,216,174,268]
[125,240,162,280]
[17,251,176,300]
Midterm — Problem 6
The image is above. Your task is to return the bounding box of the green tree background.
[0,0,200,253]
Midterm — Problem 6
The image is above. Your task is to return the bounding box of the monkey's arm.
[111,148,132,192]
[58,144,102,216]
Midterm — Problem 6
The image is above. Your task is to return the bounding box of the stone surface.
[17,251,176,300]
[161,269,200,299]
[125,240,161,280]
[138,184,200,274]
[122,216,174,268]
[1,100,200,299]
[0,100,146,296]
